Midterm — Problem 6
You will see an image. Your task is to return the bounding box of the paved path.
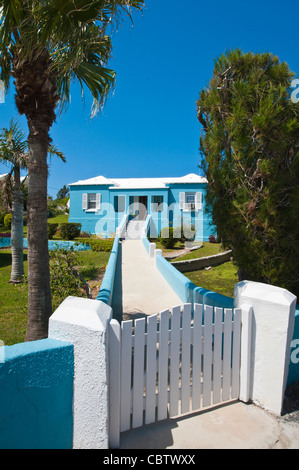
[119,400,299,449]
[112,239,182,322]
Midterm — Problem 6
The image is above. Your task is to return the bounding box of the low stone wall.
[171,250,232,273]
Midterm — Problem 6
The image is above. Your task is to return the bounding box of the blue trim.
[155,253,233,309]
[288,305,299,386]
[155,254,195,304]
[96,235,119,305]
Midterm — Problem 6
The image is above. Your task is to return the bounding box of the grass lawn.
[2,214,69,237]
[184,261,239,298]
[0,249,28,346]
[153,240,226,259]
[154,240,186,253]
[0,248,110,346]
[75,250,110,280]
[174,242,225,261]
[47,214,69,225]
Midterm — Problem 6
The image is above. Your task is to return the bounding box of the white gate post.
[234,281,297,415]
[49,296,112,449]
[108,319,121,449]
[239,304,253,403]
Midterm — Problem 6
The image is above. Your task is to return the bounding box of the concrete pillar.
[149,242,156,258]
[154,248,162,265]
[234,281,297,415]
[48,296,112,449]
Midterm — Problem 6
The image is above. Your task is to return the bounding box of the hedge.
[60,223,82,240]
[47,223,58,239]
[76,238,114,252]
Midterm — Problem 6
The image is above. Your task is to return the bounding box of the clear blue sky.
[1,0,298,197]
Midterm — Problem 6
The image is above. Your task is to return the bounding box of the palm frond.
[0,118,28,167]
[0,0,144,115]
[48,143,66,163]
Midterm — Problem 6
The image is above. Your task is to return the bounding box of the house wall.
[69,182,216,241]
[69,184,111,236]
[168,183,216,242]
[108,188,169,239]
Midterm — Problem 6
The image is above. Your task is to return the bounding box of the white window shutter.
[195,192,202,211]
[179,192,185,210]
[82,193,88,210]
[96,193,101,210]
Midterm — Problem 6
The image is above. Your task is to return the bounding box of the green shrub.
[77,238,114,252]
[49,247,88,311]
[0,211,6,226]
[4,213,12,229]
[47,223,58,239]
[159,226,176,249]
[60,223,82,240]
[176,224,196,243]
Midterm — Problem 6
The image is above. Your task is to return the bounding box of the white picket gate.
[109,303,251,448]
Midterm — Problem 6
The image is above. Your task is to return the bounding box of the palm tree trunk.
[12,50,59,341]
[10,165,24,283]
[25,118,52,341]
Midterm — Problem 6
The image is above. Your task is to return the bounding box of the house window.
[114,195,126,213]
[185,192,195,211]
[151,195,163,212]
[179,192,202,211]
[88,193,97,210]
[82,193,101,211]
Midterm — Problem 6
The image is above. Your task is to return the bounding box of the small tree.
[49,247,90,311]
[56,185,69,200]
[160,227,176,249]
[0,119,65,283]
[197,50,299,297]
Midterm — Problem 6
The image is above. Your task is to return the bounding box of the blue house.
[68,173,215,241]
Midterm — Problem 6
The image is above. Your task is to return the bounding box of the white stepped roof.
[68,175,114,186]
[69,173,207,188]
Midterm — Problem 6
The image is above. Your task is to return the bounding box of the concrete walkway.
[112,238,182,322]
[119,400,299,449]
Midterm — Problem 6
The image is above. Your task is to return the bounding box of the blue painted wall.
[69,182,216,241]
[0,339,74,449]
[69,184,111,236]
[288,305,299,386]
[97,235,120,306]
[167,183,216,242]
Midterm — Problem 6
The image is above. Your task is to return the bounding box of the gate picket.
[213,307,223,404]
[120,320,133,432]
[222,309,233,401]
[169,306,181,417]
[132,318,146,428]
[157,309,169,421]
[145,314,158,425]
[192,303,203,411]
[203,305,213,407]
[181,303,192,414]
[231,309,241,398]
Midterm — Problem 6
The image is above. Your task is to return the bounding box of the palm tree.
[0,0,144,341]
[0,119,27,283]
[0,118,65,284]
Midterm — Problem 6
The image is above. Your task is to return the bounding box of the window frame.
[151,195,164,213]
[114,195,126,213]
